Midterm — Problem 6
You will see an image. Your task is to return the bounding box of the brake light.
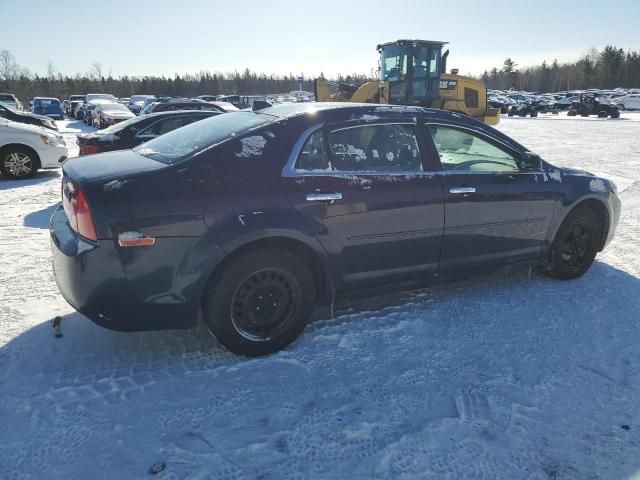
[79,144,101,156]
[62,178,98,241]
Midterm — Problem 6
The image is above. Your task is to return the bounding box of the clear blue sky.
[1,0,639,78]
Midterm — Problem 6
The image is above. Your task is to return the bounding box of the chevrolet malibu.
[50,103,621,356]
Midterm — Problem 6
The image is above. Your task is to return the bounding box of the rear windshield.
[134,111,275,164]
[0,94,15,101]
[102,103,129,112]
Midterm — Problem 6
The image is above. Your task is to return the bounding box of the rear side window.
[296,130,330,171]
[295,124,423,173]
[329,125,422,173]
[134,111,274,164]
[464,88,479,108]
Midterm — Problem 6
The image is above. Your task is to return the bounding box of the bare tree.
[0,49,18,81]
[47,60,56,80]
[90,62,103,80]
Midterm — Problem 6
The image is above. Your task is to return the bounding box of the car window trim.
[282,121,436,177]
[421,121,535,174]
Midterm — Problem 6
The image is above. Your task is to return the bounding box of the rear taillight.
[79,144,101,156]
[62,177,98,241]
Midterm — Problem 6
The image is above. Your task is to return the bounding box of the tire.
[597,111,608,118]
[0,146,39,179]
[202,248,316,356]
[507,111,514,117]
[548,208,602,280]
[530,111,538,117]
[518,111,527,117]
[567,110,577,117]
[611,111,621,119]
[618,104,625,111]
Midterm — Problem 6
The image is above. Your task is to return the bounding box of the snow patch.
[589,178,607,193]
[103,179,129,192]
[548,169,562,183]
[235,135,267,158]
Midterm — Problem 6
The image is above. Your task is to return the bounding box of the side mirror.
[519,151,541,172]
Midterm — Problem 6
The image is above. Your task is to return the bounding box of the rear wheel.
[0,146,39,179]
[567,110,577,116]
[611,111,621,119]
[617,104,625,111]
[548,208,602,280]
[202,248,316,356]
[598,110,608,118]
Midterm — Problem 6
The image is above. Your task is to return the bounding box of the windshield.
[0,102,17,113]
[380,44,408,82]
[134,111,275,164]
[35,99,61,112]
[86,94,116,101]
[0,94,15,102]
[131,95,152,103]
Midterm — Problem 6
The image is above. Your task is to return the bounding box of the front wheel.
[0,146,39,179]
[203,248,316,356]
[548,208,602,280]
[618,104,625,111]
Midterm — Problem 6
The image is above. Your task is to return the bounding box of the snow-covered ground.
[1,113,639,479]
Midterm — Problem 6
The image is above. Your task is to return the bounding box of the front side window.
[295,125,422,173]
[428,125,518,173]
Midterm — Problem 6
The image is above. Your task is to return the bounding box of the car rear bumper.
[49,205,202,332]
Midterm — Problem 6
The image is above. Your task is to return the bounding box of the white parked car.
[0,118,67,179]
[91,102,136,129]
[614,94,640,111]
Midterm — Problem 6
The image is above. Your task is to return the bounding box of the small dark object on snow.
[148,462,166,475]
[622,424,630,431]
[52,316,63,338]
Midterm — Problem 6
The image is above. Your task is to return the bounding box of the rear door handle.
[306,192,343,202]
[449,186,476,194]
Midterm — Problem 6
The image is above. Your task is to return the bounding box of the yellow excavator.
[314,39,500,125]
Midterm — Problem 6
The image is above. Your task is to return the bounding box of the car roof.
[256,102,528,153]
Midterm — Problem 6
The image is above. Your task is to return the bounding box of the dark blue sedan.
[50,103,621,356]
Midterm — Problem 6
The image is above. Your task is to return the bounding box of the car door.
[423,123,561,272]
[282,121,444,286]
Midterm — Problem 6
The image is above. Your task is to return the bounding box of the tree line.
[0,50,373,102]
[1,45,639,103]
[481,46,640,92]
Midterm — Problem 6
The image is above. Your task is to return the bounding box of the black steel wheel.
[548,208,602,280]
[203,248,316,356]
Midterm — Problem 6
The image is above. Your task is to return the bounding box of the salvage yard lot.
[1,113,640,479]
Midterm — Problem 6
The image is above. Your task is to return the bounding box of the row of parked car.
[489,88,640,118]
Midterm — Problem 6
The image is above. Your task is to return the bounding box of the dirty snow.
[590,178,608,193]
[1,113,640,479]
[103,179,129,192]
[235,135,267,158]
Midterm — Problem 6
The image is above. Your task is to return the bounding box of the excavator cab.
[378,40,447,106]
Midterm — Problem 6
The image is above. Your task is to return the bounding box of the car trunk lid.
[62,150,167,183]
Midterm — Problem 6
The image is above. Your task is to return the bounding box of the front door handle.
[306,192,343,202]
[449,186,476,194]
